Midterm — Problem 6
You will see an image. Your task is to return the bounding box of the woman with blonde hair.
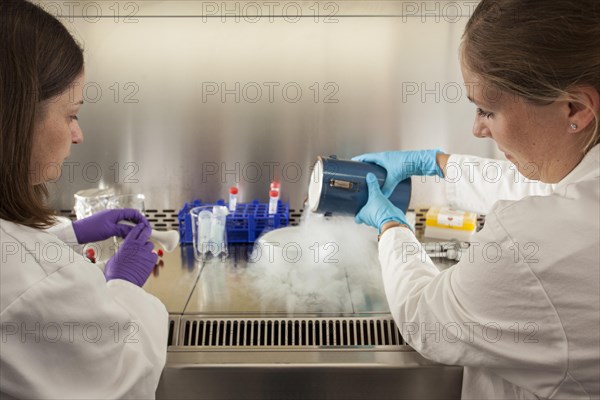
[354,0,600,397]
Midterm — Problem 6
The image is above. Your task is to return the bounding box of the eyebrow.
[467,95,488,108]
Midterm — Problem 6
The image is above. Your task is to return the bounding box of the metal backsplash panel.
[43,0,490,211]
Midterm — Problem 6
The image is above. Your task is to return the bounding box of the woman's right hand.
[355,173,410,233]
[104,223,158,287]
[352,149,445,196]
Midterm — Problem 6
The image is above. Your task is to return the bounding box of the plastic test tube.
[268,190,279,215]
[229,186,238,212]
[197,210,212,253]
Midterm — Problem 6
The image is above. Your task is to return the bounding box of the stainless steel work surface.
[143,245,200,314]
[142,238,453,317]
[184,243,390,315]
[186,253,353,315]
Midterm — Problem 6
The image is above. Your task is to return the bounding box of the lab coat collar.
[555,144,600,192]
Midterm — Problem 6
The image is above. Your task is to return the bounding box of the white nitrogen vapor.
[246,212,388,314]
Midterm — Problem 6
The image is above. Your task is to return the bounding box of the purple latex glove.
[72,209,150,244]
[104,223,158,287]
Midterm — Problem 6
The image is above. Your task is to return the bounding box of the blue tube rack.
[178,199,289,244]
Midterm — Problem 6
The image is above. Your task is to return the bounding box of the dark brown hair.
[0,0,84,228]
[462,0,600,152]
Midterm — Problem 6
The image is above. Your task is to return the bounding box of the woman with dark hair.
[354,0,599,398]
[0,1,167,398]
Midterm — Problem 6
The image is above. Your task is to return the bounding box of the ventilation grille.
[59,208,304,231]
[59,208,485,233]
[168,315,181,346]
[175,317,404,348]
[145,209,179,231]
[58,210,77,220]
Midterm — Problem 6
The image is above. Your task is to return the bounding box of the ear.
[567,86,600,133]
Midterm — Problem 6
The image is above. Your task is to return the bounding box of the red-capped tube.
[229,186,239,212]
[268,190,279,215]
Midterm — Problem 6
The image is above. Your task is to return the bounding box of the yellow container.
[424,206,477,241]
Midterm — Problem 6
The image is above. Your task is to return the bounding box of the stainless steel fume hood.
[43,0,487,396]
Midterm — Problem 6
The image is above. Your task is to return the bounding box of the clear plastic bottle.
[268,190,279,215]
[228,186,238,212]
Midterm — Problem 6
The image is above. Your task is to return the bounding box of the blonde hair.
[462,0,600,153]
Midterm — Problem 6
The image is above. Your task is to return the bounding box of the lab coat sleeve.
[46,217,82,253]
[0,258,168,399]
[378,213,568,397]
[444,154,555,214]
[46,220,110,272]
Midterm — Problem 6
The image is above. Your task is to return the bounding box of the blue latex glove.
[104,223,158,287]
[352,149,444,196]
[355,173,410,233]
[72,209,150,244]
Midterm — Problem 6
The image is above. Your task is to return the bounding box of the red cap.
[229,186,238,195]
[270,181,280,189]
[269,190,279,198]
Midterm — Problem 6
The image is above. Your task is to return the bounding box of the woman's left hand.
[355,173,410,233]
[72,209,150,244]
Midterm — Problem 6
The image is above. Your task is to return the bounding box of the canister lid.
[307,158,323,212]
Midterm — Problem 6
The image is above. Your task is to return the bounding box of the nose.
[71,123,84,144]
[472,119,491,139]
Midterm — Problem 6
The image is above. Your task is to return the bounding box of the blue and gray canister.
[308,156,411,215]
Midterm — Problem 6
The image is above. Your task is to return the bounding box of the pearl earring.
[570,123,578,130]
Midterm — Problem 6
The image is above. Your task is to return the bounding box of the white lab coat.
[0,220,168,399]
[379,145,600,399]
